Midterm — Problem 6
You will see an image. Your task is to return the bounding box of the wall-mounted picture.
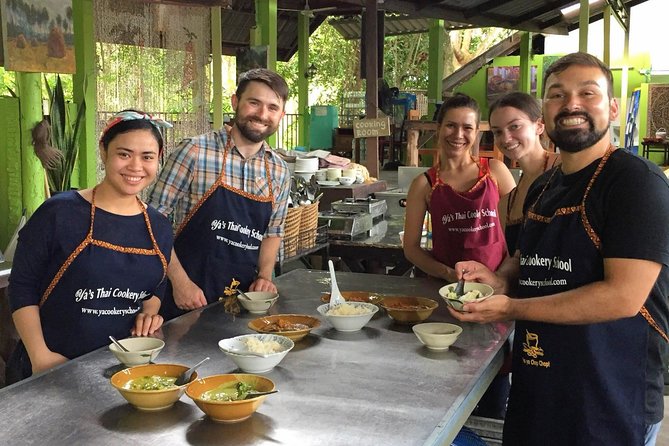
[486,66,537,103]
[1,0,75,73]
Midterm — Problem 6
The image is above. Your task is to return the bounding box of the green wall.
[0,97,22,250]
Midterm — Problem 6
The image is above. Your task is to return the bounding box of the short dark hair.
[100,109,165,153]
[236,68,289,107]
[436,93,480,126]
[489,91,542,122]
[542,52,614,99]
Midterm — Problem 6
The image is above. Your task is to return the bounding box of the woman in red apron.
[159,129,274,320]
[7,111,173,383]
[404,93,515,283]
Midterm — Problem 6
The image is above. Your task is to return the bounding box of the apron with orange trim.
[427,157,507,271]
[160,131,273,320]
[504,147,666,445]
[7,189,167,381]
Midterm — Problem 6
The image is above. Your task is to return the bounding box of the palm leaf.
[45,75,86,192]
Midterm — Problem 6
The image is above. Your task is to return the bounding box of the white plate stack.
[294,156,319,182]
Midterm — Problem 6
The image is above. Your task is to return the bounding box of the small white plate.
[317,180,339,187]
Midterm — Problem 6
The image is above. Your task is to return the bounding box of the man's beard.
[547,112,610,153]
[235,115,277,143]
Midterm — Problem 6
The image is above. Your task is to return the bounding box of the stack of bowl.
[294,156,319,182]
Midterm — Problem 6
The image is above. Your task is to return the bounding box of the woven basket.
[283,205,303,258]
[298,201,319,251]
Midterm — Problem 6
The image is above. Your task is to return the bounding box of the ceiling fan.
[278,1,337,19]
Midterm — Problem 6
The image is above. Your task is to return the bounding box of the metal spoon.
[237,290,252,300]
[109,336,130,352]
[453,270,467,298]
[175,357,210,386]
[244,390,279,399]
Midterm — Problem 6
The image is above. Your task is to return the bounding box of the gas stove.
[330,197,387,222]
[318,210,374,239]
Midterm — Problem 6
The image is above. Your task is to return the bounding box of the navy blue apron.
[7,189,167,382]
[160,130,274,320]
[503,147,667,445]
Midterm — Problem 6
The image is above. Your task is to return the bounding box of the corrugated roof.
[165,0,647,61]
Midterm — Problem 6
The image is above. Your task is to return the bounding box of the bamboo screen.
[93,0,212,182]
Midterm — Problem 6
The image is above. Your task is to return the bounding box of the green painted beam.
[579,0,590,53]
[255,0,277,70]
[603,5,611,66]
[297,13,310,147]
[0,97,22,249]
[427,19,444,119]
[73,0,97,188]
[212,6,223,130]
[17,73,45,216]
[519,32,532,94]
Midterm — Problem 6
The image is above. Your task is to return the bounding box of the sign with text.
[353,117,391,138]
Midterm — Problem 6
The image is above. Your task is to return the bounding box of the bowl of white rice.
[316,302,379,332]
[218,334,294,373]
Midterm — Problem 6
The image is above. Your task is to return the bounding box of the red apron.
[427,157,507,270]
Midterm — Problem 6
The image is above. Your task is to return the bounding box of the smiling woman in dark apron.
[148,69,291,320]
[6,111,174,384]
[451,53,669,446]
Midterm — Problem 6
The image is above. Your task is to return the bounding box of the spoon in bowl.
[219,346,270,358]
[237,290,252,300]
[175,357,210,386]
[328,260,345,308]
[109,335,130,352]
[453,270,467,298]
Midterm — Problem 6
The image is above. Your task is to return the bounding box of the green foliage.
[45,75,85,192]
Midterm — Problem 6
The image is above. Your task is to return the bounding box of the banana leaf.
[45,75,86,192]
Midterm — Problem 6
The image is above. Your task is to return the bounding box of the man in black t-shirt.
[450,52,669,446]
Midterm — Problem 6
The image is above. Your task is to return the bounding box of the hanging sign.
[353,117,391,138]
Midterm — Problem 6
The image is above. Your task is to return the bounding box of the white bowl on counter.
[316,302,379,332]
[238,291,279,314]
[109,337,165,367]
[338,176,355,186]
[219,334,294,373]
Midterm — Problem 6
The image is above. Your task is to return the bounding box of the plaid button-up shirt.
[148,128,291,238]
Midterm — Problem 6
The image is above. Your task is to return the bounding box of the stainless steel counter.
[0,270,511,446]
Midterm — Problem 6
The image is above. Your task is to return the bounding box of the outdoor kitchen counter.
[328,215,418,274]
[0,270,511,446]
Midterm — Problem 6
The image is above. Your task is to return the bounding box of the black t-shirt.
[523,148,669,423]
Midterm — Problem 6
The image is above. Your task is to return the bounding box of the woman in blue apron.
[7,111,173,383]
[504,147,669,445]
[159,129,273,320]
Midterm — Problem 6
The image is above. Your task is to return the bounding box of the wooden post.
[363,0,379,178]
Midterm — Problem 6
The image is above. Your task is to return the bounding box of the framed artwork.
[486,66,537,102]
[1,0,75,73]
[236,46,268,81]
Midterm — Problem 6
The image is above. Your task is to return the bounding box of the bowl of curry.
[378,296,439,325]
[110,363,196,411]
[247,314,321,341]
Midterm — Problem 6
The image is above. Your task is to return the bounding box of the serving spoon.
[244,390,279,399]
[453,270,467,298]
[237,290,252,300]
[219,346,270,358]
[328,260,345,308]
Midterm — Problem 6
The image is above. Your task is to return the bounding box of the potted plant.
[32,75,86,193]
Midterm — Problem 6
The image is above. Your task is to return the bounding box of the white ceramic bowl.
[338,176,355,186]
[294,171,315,182]
[109,337,165,367]
[238,291,279,314]
[438,282,494,312]
[316,302,379,332]
[218,334,294,373]
[412,323,463,351]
